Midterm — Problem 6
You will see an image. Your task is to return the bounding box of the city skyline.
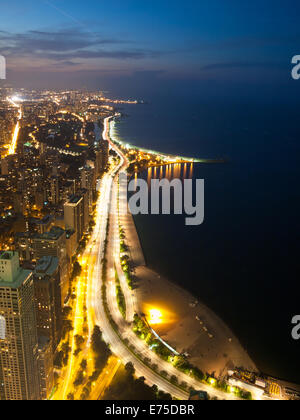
[0,0,299,404]
[0,0,300,94]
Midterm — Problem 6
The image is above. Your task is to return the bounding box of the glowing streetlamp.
[149,309,163,325]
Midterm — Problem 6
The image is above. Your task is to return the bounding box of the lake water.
[112,95,300,384]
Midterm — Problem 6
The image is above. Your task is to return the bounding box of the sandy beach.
[120,210,257,379]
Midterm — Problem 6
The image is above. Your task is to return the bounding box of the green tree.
[80,359,87,370]
[125,362,135,376]
[73,371,85,387]
[72,261,82,279]
[75,334,85,348]
[54,351,64,369]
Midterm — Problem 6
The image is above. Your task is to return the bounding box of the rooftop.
[0,268,32,289]
[38,335,51,350]
[31,215,53,226]
[65,229,75,239]
[34,226,65,241]
[0,251,15,260]
[67,195,83,205]
[34,256,59,277]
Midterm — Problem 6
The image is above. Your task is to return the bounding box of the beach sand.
[120,210,257,379]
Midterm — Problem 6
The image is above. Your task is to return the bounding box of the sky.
[0,0,300,95]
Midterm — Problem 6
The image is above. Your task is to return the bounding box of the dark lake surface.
[113,95,300,383]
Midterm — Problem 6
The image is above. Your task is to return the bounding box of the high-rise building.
[1,155,14,176]
[61,180,76,203]
[32,227,69,306]
[66,229,77,260]
[80,165,94,190]
[94,141,109,177]
[94,149,101,177]
[49,176,59,205]
[0,251,40,400]
[77,188,89,232]
[37,336,53,400]
[64,195,84,245]
[80,165,95,213]
[33,256,62,352]
[99,139,109,171]
[35,189,47,211]
[13,191,25,215]
[32,215,54,234]
[15,232,34,262]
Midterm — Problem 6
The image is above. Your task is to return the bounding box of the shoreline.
[110,115,257,377]
[106,114,300,395]
[119,191,258,378]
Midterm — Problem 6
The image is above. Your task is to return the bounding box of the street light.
[149,309,163,325]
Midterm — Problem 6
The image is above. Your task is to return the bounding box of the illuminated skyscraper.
[33,256,62,353]
[49,176,60,205]
[32,227,69,306]
[80,165,95,213]
[0,251,40,400]
[64,195,84,245]
[37,336,53,400]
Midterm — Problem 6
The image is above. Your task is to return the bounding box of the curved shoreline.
[120,207,257,377]
[110,119,258,378]
[103,116,241,399]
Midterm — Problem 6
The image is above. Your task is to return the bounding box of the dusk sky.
[1,1,300,399]
[1,0,300,95]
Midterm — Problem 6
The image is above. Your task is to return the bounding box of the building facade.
[32,227,69,306]
[64,195,84,245]
[33,256,62,353]
[0,251,40,400]
[37,336,53,400]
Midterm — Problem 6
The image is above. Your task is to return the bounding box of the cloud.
[37,49,161,61]
[0,28,162,65]
[0,28,112,54]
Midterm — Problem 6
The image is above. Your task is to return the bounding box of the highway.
[85,117,188,399]
[54,116,121,400]
[52,115,238,400]
[6,97,22,156]
[90,357,121,400]
[60,263,88,400]
[84,116,242,400]
[56,162,121,400]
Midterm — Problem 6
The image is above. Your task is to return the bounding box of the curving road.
[6,97,22,156]
[86,116,241,400]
